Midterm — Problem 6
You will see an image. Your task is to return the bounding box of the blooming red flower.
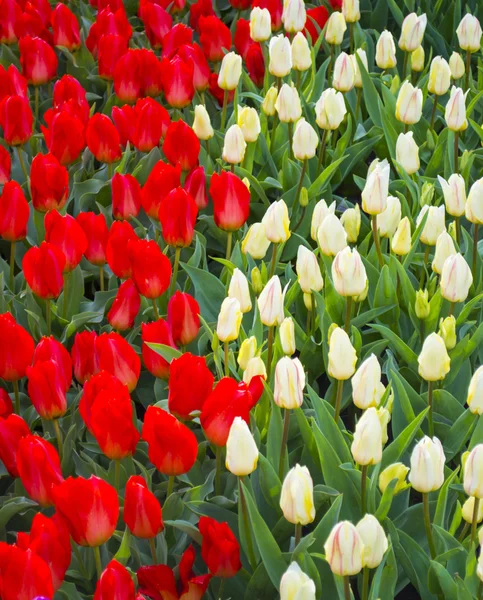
[162,23,193,58]
[98,33,128,80]
[76,212,109,266]
[0,543,54,600]
[159,187,198,248]
[15,6,52,45]
[139,1,172,50]
[0,414,30,476]
[51,75,89,125]
[124,475,164,539]
[17,435,64,507]
[44,210,88,273]
[112,104,134,146]
[113,48,163,103]
[305,6,329,43]
[0,145,11,183]
[41,110,86,166]
[106,220,138,279]
[23,242,66,299]
[129,238,172,299]
[30,152,69,213]
[0,95,33,146]
[142,160,181,219]
[111,173,142,220]
[107,279,141,331]
[94,560,136,600]
[198,15,231,62]
[19,36,58,85]
[167,291,200,346]
[141,319,176,379]
[209,171,251,231]
[86,113,122,164]
[177,43,210,92]
[253,0,283,29]
[189,0,214,32]
[0,313,35,382]
[96,332,141,392]
[79,370,127,432]
[53,475,119,547]
[185,166,208,210]
[27,360,68,420]
[0,388,13,418]
[198,517,242,578]
[142,406,198,475]
[161,56,195,109]
[168,353,213,419]
[71,331,100,384]
[131,97,170,152]
[86,6,132,57]
[0,0,22,44]
[234,18,251,60]
[0,64,28,102]
[51,3,81,50]
[246,43,265,87]
[163,120,200,172]
[33,335,72,391]
[0,181,29,242]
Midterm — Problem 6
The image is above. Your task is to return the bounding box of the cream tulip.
[411,46,425,72]
[340,204,361,243]
[262,86,278,116]
[291,32,311,71]
[274,356,305,409]
[415,289,430,320]
[332,247,367,297]
[362,158,390,215]
[280,563,316,600]
[315,88,347,130]
[396,131,420,175]
[466,178,483,224]
[222,125,246,164]
[216,297,242,342]
[250,7,272,42]
[280,317,296,356]
[218,52,242,90]
[243,356,267,384]
[440,253,473,303]
[351,354,382,410]
[324,521,364,576]
[416,205,446,246]
[311,199,336,240]
[468,366,483,415]
[377,195,401,238]
[379,462,410,495]
[449,52,465,80]
[438,315,456,350]
[317,213,348,256]
[391,216,412,255]
[351,49,368,88]
[462,496,483,524]
[408,436,445,493]
[328,326,357,380]
[293,118,318,160]
[262,199,291,243]
[395,81,423,125]
[238,336,257,370]
[280,464,315,525]
[445,86,468,131]
[376,31,397,69]
[351,407,383,465]
[464,445,483,498]
[432,231,456,274]
[269,35,292,77]
[228,268,252,313]
[456,14,482,53]
[296,246,323,294]
[342,0,360,23]
[325,12,347,45]
[356,514,388,569]
[242,223,271,259]
[398,12,427,52]
[333,52,355,92]
[193,105,214,140]
[275,83,302,123]
[438,173,466,217]
[428,56,451,96]
[418,333,451,381]
[225,417,259,476]
[238,106,261,143]
[282,0,306,33]
[258,276,284,326]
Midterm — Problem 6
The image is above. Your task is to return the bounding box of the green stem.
[218,578,226,600]
[149,537,157,564]
[106,80,112,98]
[423,493,437,559]
[270,114,279,149]
[93,545,102,580]
[455,216,461,247]
[224,341,229,377]
[430,95,438,133]
[62,273,68,320]
[215,447,222,496]
[99,266,105,292]
[9,241,15,292]
[419,246,430,288]
[16,147,29,182]
[169,247,181,298]
[471,496,481,551]
[427,381,434,437]
[278,409,290,480]
[268,243,278,279]
[402,52,408,79]
[108,163,113,180]
[34,86,39,125]
[311,293,316,335]
[334,379,344,422]
[350,22,354,53]
[221,90,229,131]
[54,419,63,460]
[294,522,302,548]
[267,325,274,381]
[371,215,384,267]
[465,51,471,91]
[287,122,294,160]
[225,231,233,261]
[473,224,479,281]
[13,380,20,415]
[361,464,368,516]
[343,575,351,600]
[454,131,459,174]
[152,299,160,320]
[458,521,470,542]
[114,459,120,492]
[355,88,362,121]
[239,478,257,571]
[362,567,370,600]
[344,296,353,334]
[448,302,455,317]
[167,475,175,499]
[294,159,307,212]
[317,129,328,172]
[45,298,51,335]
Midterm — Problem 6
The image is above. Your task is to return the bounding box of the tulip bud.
[269,35,292,78]
[340,205,361,243]
[325,12,347,45]
[462,496,483,524]
[311,199,336,240]
[315,88,347,130]
[242,223,271,260]
[318,214,348,256]
[464,444,483,499]
[324,521,364,576]
[222,125,246,164]
[351,354,382,410]
[396,81,423,125]
[445,87,468,131]
[399,12,427,52]
[193,105,214,140]
[417,205,446,246]
[258,276,284,326]
[411,46,425,72]
[333,52,355,92]
[328,326,357,380]
[396,132,420,175]
[466,178,483,224]
[379,462,410,495]
[226,417,259,477]
[449,52,465,80]
[280,317,296,355]
[440,253,473,303]
[332,247,368,298]
[262,199,291,243]
[391,216,412,255]
[408,436,445,493]
[228,268,252,313]
[280,464,315,525]
[362,159,390,215]
[376,31,397,69]
[296,246,323,294]
[300,188,308,208]
[343,0,360,23]
[418,332,451,381]
[237,107,261,143]
[216,297,242,342]
[250,268,263,297]
[438,173,466,217]
[293,118,318,160]
[428,56,451,96]
[468,367,483,415]
[356,514,388,569]
[280,563,316,600]
[274,356,305,409]
[250,7,272,42]
[275,83,302,123]
[456,14,482,53]
[243,356,267,384]
[291,33,311,72]
[218,52,242,91]
[377,196,401,238]
[351,407,383,465]
[238,337,257,370]
[432,231,456,274]
[262,86,278,116]
[282,0,306,33]
[351,49,368,88]
[438,315,457,350]
[415,289,430,319]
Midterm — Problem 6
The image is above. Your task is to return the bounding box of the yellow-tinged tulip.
[238,336,257,370]
[222,124,246,164]
[464,444,483,498]
[408,436,445,493]
[438,173,466,217]
[398,12,427,52]
[416,204,446,245]
[292,118,318,160]
[269,34,292,77]
[418,332,451,381]
[258,275,284,326]
[324,521,364,576]
[282,0,306,33]
[466,178,483,224]
[362,158,390,215]
[421,181,435,207]
[332,246,367,297]
[251,266,263,295]
[218,52,243,91]
[440,253,473,303]
[250,7,272,42]
[280,563,316,600]
[478,548,483,583]
[379,462,410,495]
[262,199,291,243]
[449,51,465,80]
[275,83,302,123]
[280,464,315,525]
[193,105,214,140]
[216,297,242,342]
[342,0,360,23]
[333,52,355,92]
[438,315,457,350]
[356,514,388,569]
[445,86,468,131]
[456,14,482,53]
[311,199,336,240]
[291,32,311,71]
[377,195,401,238]
[391,217,411,255]
[351,407,383,466]
[468,366,483,415]
[396,132,420,175]
[243,356,267,384]
[395,81,423,125]
[318,213,348,257]
[228,268,252,313]
[415,289,430,320]
[274,356,305,409]
[411,46,425,72]
[325,12,347,45]
[432,231,456,274]
[463,496,483,524]
[237,106,261,143]
[340,204,361,243]
[279,317,296,355]
[296,246,323,294]
[377,405,391,445]
[225,417,259,476]
[428,56,451,96]
[351,49,368,88]
[376,31,397,69]
[315,88,347,130]
[262,86,278,116]
[351,354,382,410]
[328,326,357,380]
[242,223,271,260]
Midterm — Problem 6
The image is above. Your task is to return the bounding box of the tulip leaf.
[381,407,429,469]
[442,411,478,461]
[145,343,182,364]
[356,53,382,128]
[0,497,38,529]
[375,478,398,521]
[369,324,419,370]
[310,494,343,554]
[180,263,226,322]
[113,527,131,565]
[307,155,348,199]
[350,304,398,328]
[428,560,458,598]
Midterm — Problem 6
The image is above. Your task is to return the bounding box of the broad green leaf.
[381,408,429,469]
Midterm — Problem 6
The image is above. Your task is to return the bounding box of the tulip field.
[3,0,483,598]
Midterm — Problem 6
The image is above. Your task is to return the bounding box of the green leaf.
[113,527,131,565]
[145,343,182,364]
[0,497,37,528]
[181,263,225,322]
[357,54,382,128]
[307,155,347,199]
[434,467,460,529]
[381,408,429,469]
[311,495,343,553]
[375,479,398,521]
[443,411,478,460]
[370,324,419,369]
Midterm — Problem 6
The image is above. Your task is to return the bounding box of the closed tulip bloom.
[94,560,135,600]
[466,178,483,224]
[351,49,368,88]
[40,111,85,166]
[377,195,401,238]
[124,476,163,539]
[432,231,456,274]
[19,36,58,85]
[279,317,296,355]
[468,366,483,415]
[282,0,305,33]
[0,145,11,184]
[27,360,67,420]
[325,12,346,45]
[199,516,241,577]
[351,354,382,409]
[141,320,176,379]
[161,56,194,109]
[130,98,170,152]
[44,210,88,273]
[225,417,258,476]
[218,52,242,91]
[242,222,271,259]
[440,253,473,303]
[250,7,271,41]
[396,81,423,125]
[228,268,252,313]
[457,14,482,52]
[0,544,55,600]
[269,34,292,77]
[292,118,318,160]
[362,158,390,215]
[262,199,291,243]
[411,46,425,72]
[331,247,367,299]
[417,205,446,245]
[438,315,456,350]
[30,152,68,213]
[0,389,12,418]
[333,52,355,92]
[462,496,483,524]
[428,57,451,96]
[185,165,208,210]
[107,279,140,331]
[379,462,410,494]
[86,113,122,163]
[258,276,284,326]
[262,86,278,116]
[449,51,465,80]
[398,12,427,52]
[318,213,348,257]
[418,332,451,381]
[376,30,397,69]
[23,242,65,299]
[351,407,383,465]
[168,353,214,419]
[356,514,388,569]
[142,161,181,220]
[324,521,364,576]
[328,326,357,380]
[217,297,242,342]
[438,173,466,217]
[0,95,33,146]
[159,187,198,248]
[79,372,129,434]
[280,464,315,525]
[75,212,108,267]
[52,4,81,50]
[238,337,257,371]
[243,356,267,388]
[129,239,172,299]
[168,291,200,346]
[275,83,302,123]
[274,356,305,409]
[342,0,360,22]
[396,132,420,175]
[222,125,247,164]
[96,332,141,391]
[237,106,261,143]
[0,414,30,476]
[106,220,138,279]
[339,204,360,242]
[391,217,411,255]
[0,181,29,242]
[210,171,251,231]
[98,34,128,80]
[415,289,431,320]
[291,32,311,72]
[296,246,323,293]
[464,445,483,498]
[199,15,232,62]
[71,331,99,384]
[445,86,468,131]
[193,104,214,140]
[311,199,336,239]
[111,173,141,220]
[411,439,446,495]
[280,562,316,600]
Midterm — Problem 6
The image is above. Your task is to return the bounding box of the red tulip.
[0,181,29,241]
[209,171,251,231]
[163,120,200,172]
[23,0,52,26]
[177,43,210,92]
[111,173,142,220]
[44,210,88,273]
[112,104,134,147]
[51,75,89,125]
[86,6,132,57]
[184,166,208,210]
[51,4,80,50]
[142,160,181,219]
[139,1,172,50]
[76,212,109,266]
[106,220,138,279]
[22,242,66,299]
[0,543,54,600]
[129,238,172,299]
[94,560,136,600]
[96,332,141,391]
[124,475,164,539]
[41,110,85,166]
[159,187,198,248]
[131,97,170,152]
[139,49,164,98]
[234,18,251,60]
[0,0,22,44]
[246,43,265,87]
[107,279,141,331]
[168,353,213,419]
[71,331,100,384]
[0,144,11,183]
[305,6,329,43]
[161,56,194,109]
[17,435,64,507]
[98,33,128,80]
[53,475,119,547]
[0,414,30,476]
[79,370,127,433]
[162,23,193,58]
[178,545,212,599]
[199,16,232,62]
[33,336,72,390]
[189,0,214,32]
[0,95,33,146]
[141,319,176,379]
[230,0,251,8]
[86,113,122,164]
[15,7,52,45]
[200,377,253,446]
[0,388,13,418]
[0,313,35,382]
[208,72,235,106]
[19,36,58,85]
[30,152,69,213]
[142,406,198,475]
[253,0,283,30]
[0,64,28,102]
[113,50,142,103]
[167,291,200,346]
[198,517,241,578]
[27,360,67,420]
